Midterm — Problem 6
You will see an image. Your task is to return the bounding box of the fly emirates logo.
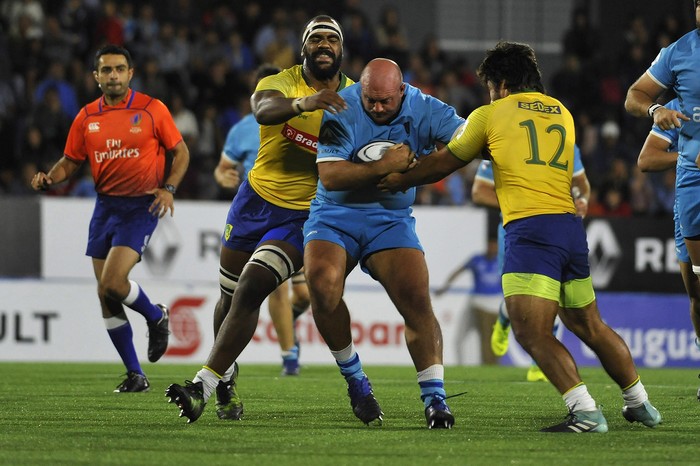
[94,138,140,163]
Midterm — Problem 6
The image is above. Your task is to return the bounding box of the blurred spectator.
[406,55,435,96]
[170,93,199,148]
[171,93,200,199]
[57,0,93,60]
[0,75,18,169]
[2,0,45,39]
[588,120,636,180]
[253,8,294,62]
[132,4,159,45]
[436,69,478,117]
[599,187,633,217]
[375,5,410,68]
[420,34,447,79]
[67,57,100,107]
[94,0,124,47]
[623,14,650,50]
[575,111,599,161]
[42,15,77,64]
[549,53,598,118]
[119,2,136,44]
[586,186,606,217]
[629,165,657,215]
[19,125,48,171]
[189,29,225,88]
[562,6,600,65]
[224,31,255,74]
[654,169,676,216]
[599,158,632,211]
[194,102,224,200]
[28,86,72,162]
[194,58,245,114]
[234,2,264,45]
[34,61,79,118]
[130,56,170,103]
[343,10,376,63]
[261,22,296,70]
[149,22,190,99]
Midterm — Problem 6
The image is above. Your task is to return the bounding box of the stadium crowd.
[0,0,688,216]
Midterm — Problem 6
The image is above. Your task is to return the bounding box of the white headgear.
[301,17,343,50]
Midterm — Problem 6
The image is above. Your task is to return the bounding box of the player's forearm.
[254,98,301,125]
[572,174,590,202]
[638,151,677,172]
[471,182,499,209]
[165,141,190,189]
[319,160,395,191]
[46,156,80,184]
[624,89,655,117]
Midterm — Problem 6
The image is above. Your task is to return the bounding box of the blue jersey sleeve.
[317,104,357,162]
[221,114,260,178]
[573,144,585,176]
[647,45,674,89]
[474,160,494,182]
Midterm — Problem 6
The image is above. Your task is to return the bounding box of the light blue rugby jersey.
[221,113,259,179]
[475,144,585,183]
[647,29,700,170]
[315,82,465,209]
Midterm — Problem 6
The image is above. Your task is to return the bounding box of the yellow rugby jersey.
[248,65,353,210]
[448,92,576,225]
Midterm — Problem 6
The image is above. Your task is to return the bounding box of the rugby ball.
[355,140,395,162]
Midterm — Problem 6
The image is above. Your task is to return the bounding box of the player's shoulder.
[403,82,438,106]
[129,90,159,109]
[230,113,258,134]
[338,82,361,102]
[81,100,99,118]
[260,65,301,86]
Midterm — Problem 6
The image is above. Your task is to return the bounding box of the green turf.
[0,363,696,465]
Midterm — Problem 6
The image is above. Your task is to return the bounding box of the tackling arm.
[319,144,416,191]
[252,89,347,126]
[378,145,468,193]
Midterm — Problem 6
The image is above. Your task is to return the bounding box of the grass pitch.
[0,363,696,465]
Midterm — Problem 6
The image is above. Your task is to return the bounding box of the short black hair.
[94,44,133,71]
[477,41,544,93]
[255,64,281,83]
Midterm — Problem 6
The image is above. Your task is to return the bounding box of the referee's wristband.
[292,97,306,114]
[647,103,662,117]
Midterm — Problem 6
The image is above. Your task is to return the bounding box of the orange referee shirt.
[64,89,183,196]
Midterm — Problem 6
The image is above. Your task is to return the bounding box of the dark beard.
[304,49,342,81]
